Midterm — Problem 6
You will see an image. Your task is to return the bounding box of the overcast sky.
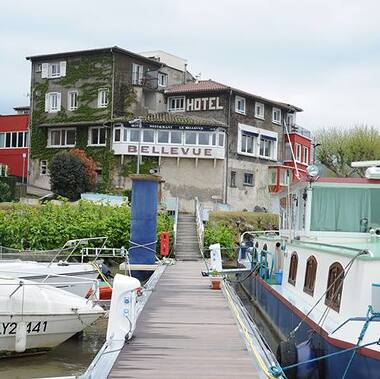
[1,0,379,131]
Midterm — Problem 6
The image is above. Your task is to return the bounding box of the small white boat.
[0,260,98,297]
[0,277,104,356]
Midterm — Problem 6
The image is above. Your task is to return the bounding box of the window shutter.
[45,93,49,112]
[97,90,101,108]
[60,61,66,77]
[57,93,61,111]
[41,63,49,78]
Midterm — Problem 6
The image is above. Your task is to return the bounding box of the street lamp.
[22,152,27,185]
[129,118,143,174]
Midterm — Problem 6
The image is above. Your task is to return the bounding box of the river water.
[0,318,107,379]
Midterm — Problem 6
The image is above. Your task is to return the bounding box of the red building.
[269,126,312,192]
[0,114,29,179]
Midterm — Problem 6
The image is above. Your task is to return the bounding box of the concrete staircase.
[175,213,201,261]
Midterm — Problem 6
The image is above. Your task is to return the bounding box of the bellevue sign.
[113,143,225,159]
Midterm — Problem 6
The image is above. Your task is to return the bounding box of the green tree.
[316,126,380,177]
[49,152,88,201]
[0,182,12,202]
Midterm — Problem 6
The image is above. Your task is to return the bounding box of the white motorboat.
[0,260,98,297]
[0,277,104,356]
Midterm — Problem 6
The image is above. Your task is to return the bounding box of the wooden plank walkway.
[108,261,261,378]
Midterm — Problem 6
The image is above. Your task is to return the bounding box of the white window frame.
[40,160,48,176]
[255,102,265,119]
[184,131,198,145]
[0,131,28,149]
[98,89,109,108]
[142,129,155,144]
[68,90,79,111]
[240,133,256,154]
[48,128,76,148]
[49,63,61,78]
[235,96,246,115]
[157,130,170,144]
[167,96,185,112]
[302,146,309,164]
[45,92,61,113]
[158,72,168,87]
[88,126,107,146]
[259,137,274,159]
[272,107,282,124]
[243,173,254,186]
[295,143,302,162]
[113,126,122,143]
[132,63,144,85]
[287,112,296,127]
[41,61,66,79]
[198,132,211,146]
[238,123,278,161]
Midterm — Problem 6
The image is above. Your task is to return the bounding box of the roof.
[0,114,29,132]
[165,79,303,112]
[13,106,30,111]
[113,112,226,128]
[26,46,164,67]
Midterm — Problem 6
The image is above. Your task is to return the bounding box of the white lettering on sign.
[114,144,224,159]
[186,97,223,112]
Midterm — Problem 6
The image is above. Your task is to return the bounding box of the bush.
[70,149,97,191]
[204,211,279,260]
[0,182,12,202]
[0,201,173,253]
[49,152,88,201]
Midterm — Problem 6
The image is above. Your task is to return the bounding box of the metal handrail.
[173,197,179,252]
[195,197,204,254]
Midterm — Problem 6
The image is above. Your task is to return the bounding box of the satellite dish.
[306,165,320,180]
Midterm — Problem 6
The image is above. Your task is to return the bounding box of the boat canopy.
[310,186,380,232]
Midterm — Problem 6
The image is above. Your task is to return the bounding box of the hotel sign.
[113,143,225,160]
[186,97,224,112]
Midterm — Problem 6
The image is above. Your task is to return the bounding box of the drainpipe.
[110,48,116,153]
[223,89,232,204]
[27,61,34,187]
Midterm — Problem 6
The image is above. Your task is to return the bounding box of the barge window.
[288,252,298,286]
[303,256,317,296]
[325,262,344,312]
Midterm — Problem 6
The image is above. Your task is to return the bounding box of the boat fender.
[276,340,297,379]
[15,322,27,353]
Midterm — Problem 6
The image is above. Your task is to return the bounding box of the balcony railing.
[288,124,312,139]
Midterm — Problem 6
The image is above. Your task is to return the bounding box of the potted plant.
[210,270,222,290]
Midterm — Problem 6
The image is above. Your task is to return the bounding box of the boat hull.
[240,275,380,379]
[0,312,101,356]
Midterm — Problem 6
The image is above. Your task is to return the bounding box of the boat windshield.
[310,186,380,232]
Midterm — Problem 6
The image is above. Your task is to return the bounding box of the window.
[68,91,78,111]
[285,143,292,161]
[168,97,185,112]
[198,132,210,145]
[241,133,255,154]
[259,137,274,158]
[114,127,121,142]
[287,113,296,126]
[255,102,265,119]
[170,131,182,144]
[0,132,28,148]
[185,132,197,145]
[280,169,290,186]
[50,63,60,78]
[288,252,298,285]
[132,64,144,85]
[295,143,302,161]
[48,128,76,147]
[243,173,254,186]
[130,129,140,142]
[272,108,281,124]
[304,256,317,296]
[157,130,170,144]
[235,96,246,114]
[40,160,48,175]
[41,62,66,79]
[302,146,309,164]
[89,127,106,146]
[142,130,154,143]
[98,89,109,108]
[230,171,236,187]
[325,262,344,312]
[218,133,225,147]
[158,72,168,87]
[45,92,61,113]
